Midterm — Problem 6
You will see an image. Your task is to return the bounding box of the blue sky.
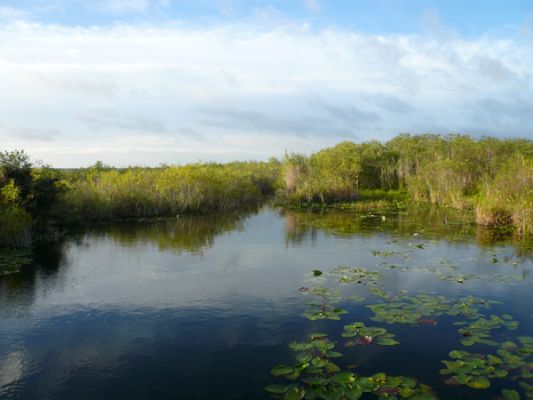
[3,0,533,35]
[1,0,532,166]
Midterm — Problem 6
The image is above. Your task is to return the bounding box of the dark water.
[1,207,532,399]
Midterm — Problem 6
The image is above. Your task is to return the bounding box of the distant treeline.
[1,133,533,248]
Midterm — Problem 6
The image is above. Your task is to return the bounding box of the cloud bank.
[0,21,532,166]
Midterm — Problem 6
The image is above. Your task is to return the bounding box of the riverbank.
[1,134,533,250]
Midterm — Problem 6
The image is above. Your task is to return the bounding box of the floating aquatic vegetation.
[360,373,439,399]
[380,263,410,272]
[372,250,411,259]
[0,249,32,276]
[519,381,533,399]
[330,266,383,286]
[440,350,509,389]
[518,336,533,355]
[454,314,519,347]
[447,296,500,319]
[368,301,423,325]
[342,322,399,346]
[346,295,365,303]
[313,270,323,277]
[302,304,348,321]
[266,334,438,399]
[439,274,480,284]
[368,287,391,300]
[488,273,527,283]
[304,287,343,304]
[368,295,449,325]
[502,389,521,400]
[285,250,533,399]
[368,294,498,325]
[494,337,533,385]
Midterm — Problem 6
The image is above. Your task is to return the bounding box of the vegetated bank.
[61,159,281,222]
[0,153,281,249]
[280,134,533,236]
[1,133,532,252]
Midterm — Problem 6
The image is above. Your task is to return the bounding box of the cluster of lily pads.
[372,250,412,259]
[300,287,348,321]
[342,322,399,347]
[266,333,438,400]
[302,304,348,321]
[367,294,496,325]
[330,266,383,287]
[267,241,533,400]
[376,249,530,286]
[495,337,533,398]
[454,314,518,347]
[439,338,533,398]
[440,350,509,389]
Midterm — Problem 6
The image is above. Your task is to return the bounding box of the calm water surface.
[1,207,532,399]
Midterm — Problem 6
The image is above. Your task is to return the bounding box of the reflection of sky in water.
[0,208,532,399]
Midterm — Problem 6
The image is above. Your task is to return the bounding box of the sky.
[1,1,533,167]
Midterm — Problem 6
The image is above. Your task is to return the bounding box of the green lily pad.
[265,384,291,394]
[332,371,356,384]
[284,387,305,400]
[467,376,490,389]
[271,365,295,377]
[502,389,521,400]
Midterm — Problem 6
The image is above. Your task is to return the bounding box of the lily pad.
[502,389,521,400]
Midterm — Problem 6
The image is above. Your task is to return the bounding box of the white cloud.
[0,21,532,167]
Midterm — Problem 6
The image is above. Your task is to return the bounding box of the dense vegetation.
[1,133,533,249]
[282,134,533,235]
[61,160,280,222]
[0,153,280,247]
[0,151,64,247]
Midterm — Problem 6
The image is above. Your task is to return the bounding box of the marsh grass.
[280,134,533,236]
[2,134,533,249]
[62,161,281,223]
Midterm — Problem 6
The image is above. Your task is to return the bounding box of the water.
[0,207,532,399]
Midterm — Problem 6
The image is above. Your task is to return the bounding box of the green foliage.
[0,205,32,248]
[0,151,65,248]
[3,133,533,245]
[476,154,533,235]
[280,134,533,236]
[62,160,281,222]
[283,142,362,204]
[266,333,438,399]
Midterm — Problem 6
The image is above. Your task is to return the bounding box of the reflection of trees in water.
[0,209,258,311]
[283,212,318,246]
[102,207,260,254]
[0,241,67,316]
[282,207,533,260]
